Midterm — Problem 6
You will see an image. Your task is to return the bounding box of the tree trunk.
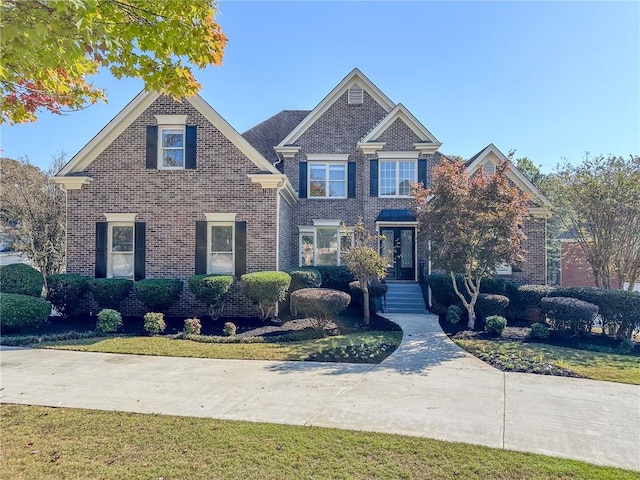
[466,305,476,330]
[361,279,370,325]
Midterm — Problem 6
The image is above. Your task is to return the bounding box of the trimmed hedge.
[510,284,557,310]
[134,279,183,312]
[348,279,388,310]
[0,263,44,297]
[288,267,322,292]
[426,274,506,315]
[290,288,351,330]
[46,274,89,317]
[0,293,51,332]
[313,266,355,292]
[540,297,598,336]
[241,271,291,320]
[188,275,234,320]
[550,287,640,340]
[89,278,133,310]
[476,294,510,319]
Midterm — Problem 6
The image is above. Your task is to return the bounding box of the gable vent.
[484,161,496,175]
[348,84,364,104]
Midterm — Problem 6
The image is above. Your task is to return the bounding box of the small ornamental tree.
[341,218,387,324]
[413,159,530,329]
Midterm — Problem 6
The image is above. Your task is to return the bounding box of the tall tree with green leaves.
[413,160,530,328]
[1,0,227,124]
[341,218,387,324]
[0,155,67,290]
[546,154,640,290]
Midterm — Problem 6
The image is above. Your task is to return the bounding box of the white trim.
[466,144,551,207]
[52,176,93,190]
[348,83,364,104]
[413,142,440,155]
[377,150,420,159]
[278,68,395,147]
[298,225,315,233]
[529,207,552,219]
[312,219,342,227]
[306,153,349,161]
[307,161,347,199]
[357,141,386,155]
[248,173,286,189]
[104,213,137,222]
[154,114,188,125]
[157,126,186,170]
[274,145,301,159]
[204,212,237,222]
[207,222,235,276]
[360,103,442,148]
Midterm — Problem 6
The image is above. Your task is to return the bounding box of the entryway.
[380,226,415,281]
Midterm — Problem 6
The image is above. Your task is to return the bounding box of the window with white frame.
[299,224,350,266]
[159,127,185,169]
[309,162,347,198]
[108,223,134,279]
[379,160,416,197]
[208,223,234,274]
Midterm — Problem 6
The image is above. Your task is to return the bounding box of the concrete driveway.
[1,313,638,471]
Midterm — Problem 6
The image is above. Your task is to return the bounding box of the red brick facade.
[560,241,596,287]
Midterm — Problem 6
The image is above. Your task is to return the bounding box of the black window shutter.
[370,159,379,197]
[95,222,107,278]
[195,221,208,275]
[418,159,427,188]
[298,162,307,198]
[348,162,356,198]
[235,221,247,277]
[185,125,197,169]
[134,222,146,281]
[146,126,158,169]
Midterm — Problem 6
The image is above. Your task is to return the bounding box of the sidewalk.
[1,313,638,471]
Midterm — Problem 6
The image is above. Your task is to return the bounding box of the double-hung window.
[309,162,347,198]
[159,127,185,169]
[379,160,416,197]
[108,223,134,279]
[208,223,234,274]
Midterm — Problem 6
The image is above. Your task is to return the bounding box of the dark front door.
[381,227,415,280]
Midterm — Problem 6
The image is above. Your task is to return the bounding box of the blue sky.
[2,1,639,173]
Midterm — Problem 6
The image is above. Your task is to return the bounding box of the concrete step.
[383,282,427,314]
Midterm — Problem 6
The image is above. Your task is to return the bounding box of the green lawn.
[454,338,640,385]
[1,404,635,480]
[38,331,402,362]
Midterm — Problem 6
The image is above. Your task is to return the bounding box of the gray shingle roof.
[242,110,310,165]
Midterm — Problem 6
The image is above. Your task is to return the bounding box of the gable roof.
[465,143,551,206]
[359,103,442,146]
[242,110,310,165]
[57,90,280,176]
[277,68,396,147]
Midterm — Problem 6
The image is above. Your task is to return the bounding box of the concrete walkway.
[1,313,638,471]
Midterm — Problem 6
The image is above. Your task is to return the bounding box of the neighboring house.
[54,68,551,316]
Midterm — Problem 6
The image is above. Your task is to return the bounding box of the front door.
[381,227,415,280]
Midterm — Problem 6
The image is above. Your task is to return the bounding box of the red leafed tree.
[413,160,530,328]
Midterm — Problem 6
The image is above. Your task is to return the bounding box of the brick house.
[54,68,551,316]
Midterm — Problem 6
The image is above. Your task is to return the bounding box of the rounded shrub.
[241,271,291,320]
[96,308,122,333]
[288,267,322,292]
[188,274,234,320]
[134,279,183,312]
[485,315,507,336]
[516,285,557,310]
[290,288,351,330]
[0,292,51,332]
[184,317,202,335]
[143,312,166,335]
[46,274,89,317]
[528,322,550,340]
[89,278,133,310]
[446,305,462,324]
[476,293,510,319]
[223,322,237,337]
[0,263,44,297]
[540,296,598,336]
[348,279,388,309]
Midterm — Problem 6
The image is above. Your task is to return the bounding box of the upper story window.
[159,127,185,169]
[309,162,347,198]
[380,160,416,197]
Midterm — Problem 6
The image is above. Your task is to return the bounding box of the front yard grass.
[1,404,635,480]
[454,338,640,385]
[36,331,402,362]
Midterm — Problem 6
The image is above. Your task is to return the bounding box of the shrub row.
[427,274,506,315]
[0,263,44,297]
